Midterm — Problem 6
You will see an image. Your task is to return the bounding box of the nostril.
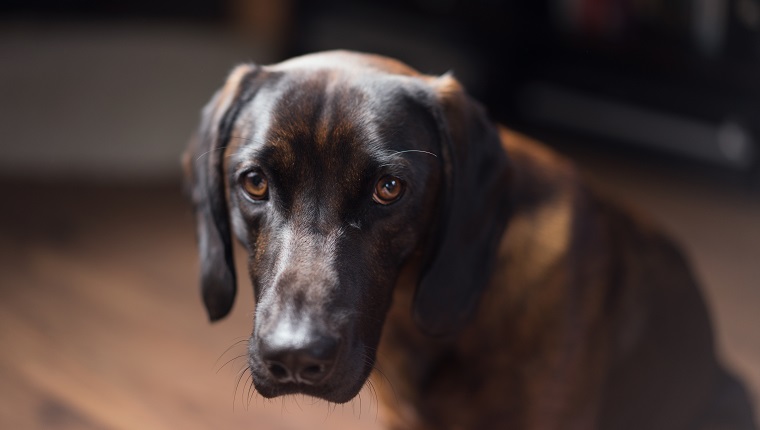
[267,362,290,381]
[301,364,325,378]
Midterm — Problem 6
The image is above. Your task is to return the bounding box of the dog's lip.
[255,379,335,398]
[252,374,362,403]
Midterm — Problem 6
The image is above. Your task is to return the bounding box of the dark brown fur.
[184,51,757,429]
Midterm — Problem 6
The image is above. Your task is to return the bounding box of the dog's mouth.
[247,341,375,404]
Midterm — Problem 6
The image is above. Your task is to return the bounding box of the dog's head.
[184,51,510,403]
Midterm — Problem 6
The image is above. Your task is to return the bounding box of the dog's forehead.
[233,66,434,167]
[266,65,428,131]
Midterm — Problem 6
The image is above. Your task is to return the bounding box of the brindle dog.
[184,51,757,430]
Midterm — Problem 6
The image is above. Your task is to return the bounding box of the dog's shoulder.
[492,126,705,339]
[496,125,686,275]
[493,127,589,285]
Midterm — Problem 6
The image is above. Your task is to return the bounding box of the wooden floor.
[1,156,758,429]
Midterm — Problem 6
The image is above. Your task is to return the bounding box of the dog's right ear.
[182,64,260,322]
[412,73,512,337]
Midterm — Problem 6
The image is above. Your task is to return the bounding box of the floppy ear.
[183,64,260,322]
[413,74,512,336]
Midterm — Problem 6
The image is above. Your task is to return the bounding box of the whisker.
[371,379,380,422]
[214,338,248,367]
[196,135,257,162]
[246,376,258,410]
[323,401,333,423]
[232,366,249,412]
[244,378,252,411]
[195,146,226,162]
[216,354,247,374]
[389,149,439,158]
[240,372,252,409]
[292,395,303,412]
[372,365,399,407]
[361,348,400,410]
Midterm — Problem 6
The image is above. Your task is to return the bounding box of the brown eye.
[241,170,268,200]
[373,175,404,204]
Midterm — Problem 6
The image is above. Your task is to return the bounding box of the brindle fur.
[184,51,757,430]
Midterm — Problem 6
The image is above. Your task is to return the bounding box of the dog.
[183,51,757,430]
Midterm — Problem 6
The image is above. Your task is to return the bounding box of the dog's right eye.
[373,175,405,205]
[240,170,269,201]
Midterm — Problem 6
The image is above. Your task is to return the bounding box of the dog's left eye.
[240,170,269,200]
[373,175,404,205]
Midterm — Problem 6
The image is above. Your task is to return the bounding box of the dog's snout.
[259,334,339,385]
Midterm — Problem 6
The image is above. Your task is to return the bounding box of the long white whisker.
[195,146,226,161]
[389,149,438,158]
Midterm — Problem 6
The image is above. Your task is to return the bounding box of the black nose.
[259,335,339,385]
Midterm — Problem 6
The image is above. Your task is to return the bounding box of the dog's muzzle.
[247,304,355,400]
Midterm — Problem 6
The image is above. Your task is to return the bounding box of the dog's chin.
[249,350,374,404]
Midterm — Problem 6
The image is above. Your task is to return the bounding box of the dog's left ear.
[182,64,260,322]
[413,74,512,337]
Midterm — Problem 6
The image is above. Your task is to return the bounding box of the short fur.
[184,51,757,429]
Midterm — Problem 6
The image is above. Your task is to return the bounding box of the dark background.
[4,0,760,177]
[0,1,758,428]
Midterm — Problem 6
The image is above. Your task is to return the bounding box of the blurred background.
[1,0,758,428]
